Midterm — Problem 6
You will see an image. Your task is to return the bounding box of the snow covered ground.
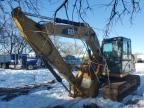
[0,63,144,108]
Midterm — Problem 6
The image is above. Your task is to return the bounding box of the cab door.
[122,39,134,73]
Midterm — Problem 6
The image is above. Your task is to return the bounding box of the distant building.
[135,54,144,63]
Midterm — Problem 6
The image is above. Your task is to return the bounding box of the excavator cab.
[101,37,140,101]
[101,37,135,77]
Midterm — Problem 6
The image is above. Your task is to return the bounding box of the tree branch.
[54,0,69,20]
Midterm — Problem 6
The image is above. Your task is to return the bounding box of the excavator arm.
[11,7,105,97]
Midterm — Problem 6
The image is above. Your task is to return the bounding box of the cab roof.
[103,36,130,42]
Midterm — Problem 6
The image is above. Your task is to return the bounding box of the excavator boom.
[11,7,104,97]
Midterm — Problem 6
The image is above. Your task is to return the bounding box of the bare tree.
[0,0,39,14]
[0,0,142,29]
[54,40,86,57]
[51,0,142,36]
[0,16,29,54]
[0,0,142,54]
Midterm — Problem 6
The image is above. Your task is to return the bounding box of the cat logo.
[63,28,77,35]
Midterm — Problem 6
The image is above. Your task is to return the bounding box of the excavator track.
[103,75,140,101]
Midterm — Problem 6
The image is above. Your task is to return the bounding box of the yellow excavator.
[11,7,140,101]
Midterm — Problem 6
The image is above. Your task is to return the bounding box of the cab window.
[103,41,121,58]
